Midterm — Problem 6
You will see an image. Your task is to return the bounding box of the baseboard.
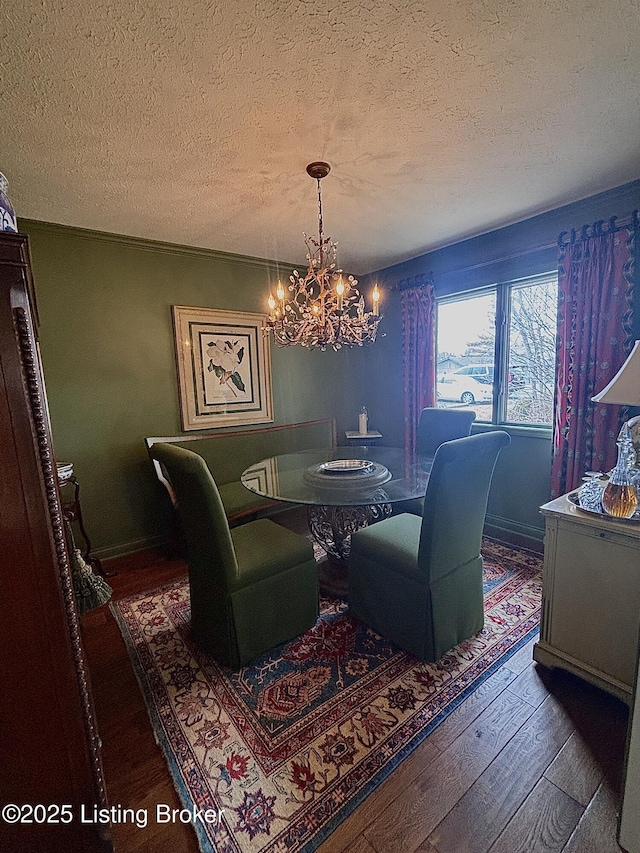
[484,515,544,554]
[94,504,305,563]
[93,533,169,562]
[94,514,544,565]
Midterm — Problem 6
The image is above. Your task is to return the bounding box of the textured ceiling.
[1,0,639,274]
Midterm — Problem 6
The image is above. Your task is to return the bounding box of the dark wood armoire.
[0,232,111,852]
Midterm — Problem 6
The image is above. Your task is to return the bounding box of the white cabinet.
[533,494,640,703]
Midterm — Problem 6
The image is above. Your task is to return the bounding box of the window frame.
[436,271,557,431]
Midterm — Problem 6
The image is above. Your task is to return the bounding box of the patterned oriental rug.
[112,538,542,853]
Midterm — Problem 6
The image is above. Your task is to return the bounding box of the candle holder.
[359,406,368,436]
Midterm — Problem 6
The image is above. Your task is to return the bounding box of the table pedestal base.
[315,556,350,598]
[306,502,392,597]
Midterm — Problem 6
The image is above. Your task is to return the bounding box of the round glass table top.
[241,446,433,507]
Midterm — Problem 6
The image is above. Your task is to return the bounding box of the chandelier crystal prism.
[264,162,382,351]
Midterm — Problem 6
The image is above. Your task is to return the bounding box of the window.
[437,292,496,417]
[436,273,558,427]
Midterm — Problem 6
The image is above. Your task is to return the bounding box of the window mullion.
[493,284,510,423]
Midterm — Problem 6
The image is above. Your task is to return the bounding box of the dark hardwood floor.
[82,514,629,853]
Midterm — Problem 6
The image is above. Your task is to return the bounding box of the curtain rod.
[394,208,639,290]
[394,272,434,292]
[393,240,557,291]
[558,209,639,247]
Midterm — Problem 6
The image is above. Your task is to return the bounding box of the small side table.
[57,464,111,578]
[345,430,383,443]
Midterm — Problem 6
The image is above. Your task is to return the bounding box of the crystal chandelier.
[265,162,382,350]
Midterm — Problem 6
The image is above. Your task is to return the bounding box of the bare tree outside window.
[507,276,557,425]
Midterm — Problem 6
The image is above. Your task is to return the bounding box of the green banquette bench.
[146,417,336,525]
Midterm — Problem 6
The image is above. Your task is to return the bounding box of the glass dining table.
[241,445,432,596]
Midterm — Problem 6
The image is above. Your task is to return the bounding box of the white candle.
[372,283,380,316]
[336,276,345,311]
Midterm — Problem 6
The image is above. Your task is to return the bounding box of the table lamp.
[592,340,640,518]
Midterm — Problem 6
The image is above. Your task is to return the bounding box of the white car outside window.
[453,365,494,384]
[437,373,493,404]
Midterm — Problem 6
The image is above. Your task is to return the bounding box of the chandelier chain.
[316,177,323,257]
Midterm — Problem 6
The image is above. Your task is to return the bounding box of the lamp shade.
[592,340,640,406]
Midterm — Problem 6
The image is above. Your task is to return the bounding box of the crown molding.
[20,218,301,272]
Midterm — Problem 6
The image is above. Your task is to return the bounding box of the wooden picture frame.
[172,305,273,431]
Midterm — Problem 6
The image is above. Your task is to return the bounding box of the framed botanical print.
[172,305,273,430]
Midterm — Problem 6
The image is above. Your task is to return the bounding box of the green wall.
[22,178,639,556]
[23,222,369,557]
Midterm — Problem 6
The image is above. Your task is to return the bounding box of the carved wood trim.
[14,306,109,815]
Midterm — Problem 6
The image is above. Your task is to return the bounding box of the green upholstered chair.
[349,430,510,662]
[149,443,318,667]
[416,406,476,455]
[396,407,477,516]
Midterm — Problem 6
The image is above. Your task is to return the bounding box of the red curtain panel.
[401,278,437,452]
[551,215,637,497]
